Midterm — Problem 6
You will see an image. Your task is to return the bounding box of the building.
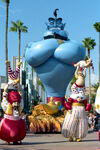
[85,86,96,102]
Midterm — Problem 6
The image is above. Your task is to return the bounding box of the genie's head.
[46,17,65,30]
[44,9,68,41]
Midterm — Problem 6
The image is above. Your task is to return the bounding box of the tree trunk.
[5,2,9,83]
[99,32,100,85]
[36,73,39,98]
[18,30,21,62]
[31,67,34,100]
[88,49,91,103]
[18,30,21,84]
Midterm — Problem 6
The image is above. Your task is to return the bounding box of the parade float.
[0,61,26,144]
[25,9,86,133]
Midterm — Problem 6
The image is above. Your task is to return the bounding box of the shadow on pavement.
[22,140,66,145]
[82,139,98,142]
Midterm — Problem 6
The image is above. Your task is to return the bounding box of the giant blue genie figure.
[25,9,85,105]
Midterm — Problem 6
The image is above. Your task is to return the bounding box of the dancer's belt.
[4,114,20,120]
[72,103,84,107]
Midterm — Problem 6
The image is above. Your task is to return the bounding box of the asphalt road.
[0,130,99,150]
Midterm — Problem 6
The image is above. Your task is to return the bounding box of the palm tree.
[93,22,100,85]
[2,0,10,83]
[36,73,39,98]
[31,67,34,100]
[82,37,96,103]
[39,79,45,103]
[10,20,28,62]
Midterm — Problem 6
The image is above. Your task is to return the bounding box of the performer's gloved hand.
[68,110,72,114]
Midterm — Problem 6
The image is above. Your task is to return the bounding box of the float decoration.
[28,97,65,133]
[25,9,85,133]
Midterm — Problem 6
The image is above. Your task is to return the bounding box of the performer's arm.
[83,99,91,111]
[1,84,9,112]
[15,62,22,73]
[75,68,78,79]
[64,97,73,110]
[6,61,13,75]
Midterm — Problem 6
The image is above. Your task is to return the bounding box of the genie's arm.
[25,39,59,67]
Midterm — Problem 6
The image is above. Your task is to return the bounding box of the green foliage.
[10,20,28,33]
[2,0,9,3]
[92,82,99,93]
[91,94,96,104]
[91,82,99,104]
[94,22,100,32]
[84,56,88,60]
[69,76,76,91]
[39,80,45,90]
[82,37,96,50]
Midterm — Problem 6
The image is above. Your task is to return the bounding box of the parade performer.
[95,86,100,150]
[5,60,22,89]
[62,62,91,142]
[0,81,26,145]
[72,58,94,72]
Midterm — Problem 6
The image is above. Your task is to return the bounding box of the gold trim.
[5,104,13,114]
[72,103,84,107]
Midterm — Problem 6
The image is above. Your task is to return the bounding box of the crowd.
[88,112,100,131]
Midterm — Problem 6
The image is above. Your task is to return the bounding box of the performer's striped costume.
[8,64,20,80]
[62,83,91,140]
[62,100,90,139]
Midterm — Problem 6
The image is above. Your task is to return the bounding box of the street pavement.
[0,130,100,150]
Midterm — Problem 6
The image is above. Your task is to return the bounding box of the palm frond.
[10,20,28,33]
[9,27,17,32]
[11,21,18,28]
[21,26,28,33]
[82,37,96,50]
[2,0,9,3]
[17,20,24,27]
[94,22,100,32]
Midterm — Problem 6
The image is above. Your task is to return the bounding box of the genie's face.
[47,17,65,30]
[44,17,68,41]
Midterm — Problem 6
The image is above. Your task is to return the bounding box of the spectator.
[98,116,100,131]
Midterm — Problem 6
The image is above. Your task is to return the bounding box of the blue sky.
[0,0,100,85]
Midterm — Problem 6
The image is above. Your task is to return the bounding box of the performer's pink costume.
[0,90,26,143]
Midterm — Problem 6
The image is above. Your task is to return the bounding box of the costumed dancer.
[95,86,100,150]
[62,62,91,142]
[5,60,22,88]
[72,58,94,73]
[0,62,26,145]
